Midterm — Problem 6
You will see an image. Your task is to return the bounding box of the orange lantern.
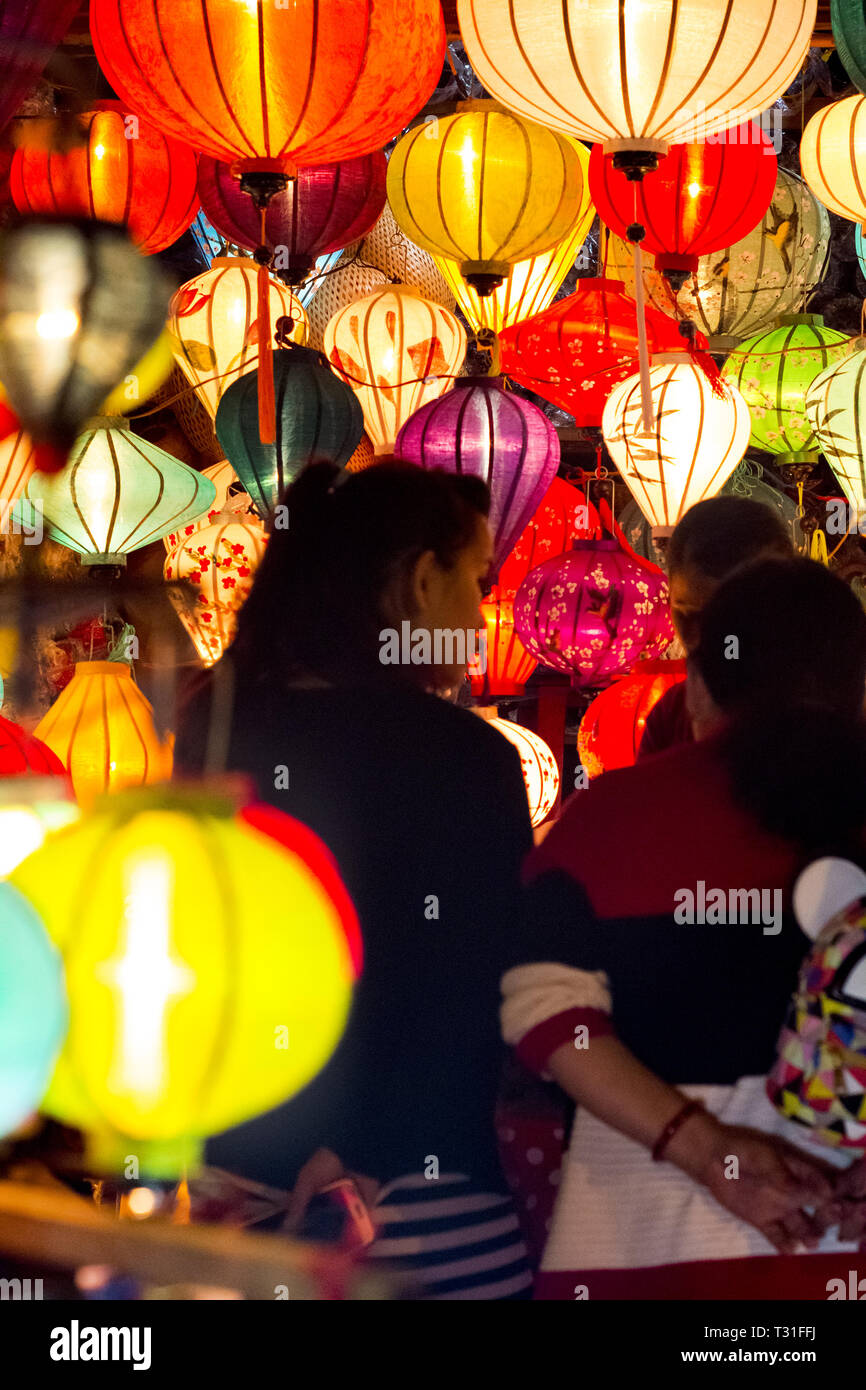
[164,515,268,668]
[10,101,199,256]
[0,427,37,532]
[577,660,687,779]
[469,599,538,698]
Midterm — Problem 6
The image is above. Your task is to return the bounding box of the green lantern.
[721,314,852,466]
[832,0,866,95]
[806,341,866,512]
[215,347,363,519]
[19,417,216,564]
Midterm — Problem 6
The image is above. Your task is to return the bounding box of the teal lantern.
[0,882,67,1137]
[832,0,866,94]
[215,347,363,519]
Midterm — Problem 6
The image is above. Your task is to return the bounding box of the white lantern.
[164,514,267,668]
[602,352,751,533]
[801,95,866,223]
[485,715,560,828]
[806,344,866,514]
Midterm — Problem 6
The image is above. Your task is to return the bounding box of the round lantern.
[91,0,444,173]
[0,1,81,135]
[0,883,67,1139]
[514,539,671,688]
[11,102,199,256]
[801,96,866,223]
[806,343,866,512]
[577,659,688,778]
[164,459,253,554]
[457,0,815,159]
[197,153,387,284]
[324,284,467,455]
[0,776,79,880]
[19,418,216,565]
[485,716,560,828]
[0,714,66,778]
[589,123,777,286]
[833,0,866,93]
[395,377,559,572]
[498,278,690,426]
[164,515,268,668]
[9,786,359,1176]
[602,352,751,533]
[169,258,308,422]
[215,347,364,518]
[387,101,591,294]
[722,313,852,465]
[35,662,174,809]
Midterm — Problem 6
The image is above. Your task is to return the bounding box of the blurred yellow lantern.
[100,328,175,416]
[169,257,308,421]
[164,514,267,667]
[801,95,866,223]
[483,713,560,828]
[35,662,173,809]
[324,284,466,454]
[10,787,359,1176]
[387,101,591,295]
[0,776,79,879]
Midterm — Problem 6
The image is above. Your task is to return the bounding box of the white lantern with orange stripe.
[801,95,866,224]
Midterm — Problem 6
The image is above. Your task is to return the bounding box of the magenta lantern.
[395,377,559,574]
[514,539,671,688]
[0,1,82,134]
[197,152,388,283]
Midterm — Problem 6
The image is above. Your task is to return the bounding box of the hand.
[813,1156,866,1245]
[284,1147,381,1237]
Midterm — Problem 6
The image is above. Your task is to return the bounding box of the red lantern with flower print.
[164,514,267,668]
[577,659,687,778]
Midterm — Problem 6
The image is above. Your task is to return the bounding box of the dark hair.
[228,459,490,686]
[693,557,866,856]
[667,496,791,580]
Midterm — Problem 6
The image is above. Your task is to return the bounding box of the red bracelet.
[651,1099,704,1162]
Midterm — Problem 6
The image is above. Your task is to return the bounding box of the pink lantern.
[514,539,671,688]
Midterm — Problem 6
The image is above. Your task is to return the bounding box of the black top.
[175,671,561,1191]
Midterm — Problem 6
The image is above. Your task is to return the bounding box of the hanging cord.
[254,206,277,445]
[627,183,655,432]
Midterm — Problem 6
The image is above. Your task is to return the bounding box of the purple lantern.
[395,377,560,575]
[0,1,82,134]
[197,151,387,283]
[514,539,672,688]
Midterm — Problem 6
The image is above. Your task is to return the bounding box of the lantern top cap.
[774,312,824,328]
[209,256,255,270]
[74,661,132,677]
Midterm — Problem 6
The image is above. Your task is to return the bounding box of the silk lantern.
[0,776,79,879]
[215,347,363,518]
[0,0,81,135]
[589,123,776,286]
[722,314,852,465]
[164,515,268,668]
[163,459,253,554]
[485,716,560,827]
[0,883,67,1139]
[498,278,689,426]
[806,344,866,513]
[395,377,559,572]
[197,153,387,284]
[9,786,359,1176]
[169,258,308,422]
[833,0,866,93]
[801,97,866,223]
[35,662,173,809]
[0,426,37,531]
[0,714,65,778]
[10,102,199,255]
[514,539,672,688]
[458,0,815,165]
[469,600,538,697]
[602,352,751,533]
[325,285,467,455]
[20,418,216,565]
[387,101,591,294]
[577,659,688,779]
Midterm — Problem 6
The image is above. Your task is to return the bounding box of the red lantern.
[197,153,387,283]
[589,123,777,287]
[498,279,695,427]
[11,101,199,255]
[0,1,81,135]
[0,714,66,778]
[577,660,687,779]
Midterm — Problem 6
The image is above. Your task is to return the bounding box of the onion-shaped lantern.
[0,1,81,135]
[387,101,591,294]
[514,539,672,688]
[9,786,360,1176]
[11,102,199,256]
[806,343,866,513]
[801,96,866,223]
[396,377,559,572]
[164,515,268,668]
[577,659,688,778]
[485,716,560,828]
[722,313,852,466]
[602,352,752,533]
[0,882,67,1139]
[0,714,66,778]
[324,284,466,455]
[197,153,387,285]
[215,348,363,518]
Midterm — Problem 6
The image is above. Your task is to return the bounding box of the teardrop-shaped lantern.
[805,343,866,513]
[387,101,591,294]
[324,284,466,455]
[602,352,751,533]
[11,102,200,255]
[198,153,387,284]
[577,660,688,779]
[395,377,559,572]
[215,348,364,517]
[801,96,866,223]
[164,515,268,668]
[20,418,216,565]
[0,1,81,135]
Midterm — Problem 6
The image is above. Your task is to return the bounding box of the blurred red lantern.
[0,714,66,778]
[0,1,81,135]
[11,101,199,255]
[577,660,687,778]
[197,153,387,283]
[589,123,776,287]
[498,279,694,426]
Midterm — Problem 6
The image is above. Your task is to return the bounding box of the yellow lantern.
[169,257,308,421]
[163,514,268,668]
[801,95,866,223]
[387,101,591,294]
[0,776,79,879]
[9,786,359,1176]
[35,661,173,809]
[163,459,253,554]
[602,352,751,533]
[100,328,175,416]
[324,284,466,454]
[484,714,560,828]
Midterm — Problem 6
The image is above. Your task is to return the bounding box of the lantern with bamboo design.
[801,96,866,224]
[806,343,866,515]
[164,515,268,668]
[577,660,688,778]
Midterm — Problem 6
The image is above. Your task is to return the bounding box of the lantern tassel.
[255,209,276,446]
[678,317,728,400]
[630,237,655,432]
